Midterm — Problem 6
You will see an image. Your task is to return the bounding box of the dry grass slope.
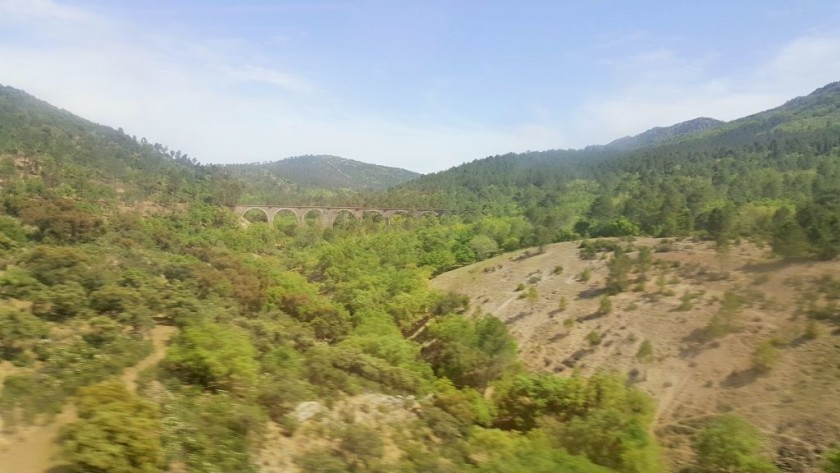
[431,238,840,472]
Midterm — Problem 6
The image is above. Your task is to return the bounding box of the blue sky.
[1,1,840,172]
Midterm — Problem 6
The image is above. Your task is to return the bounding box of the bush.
[31,281,89,321]
[751,341,780,372]
[824,448,840,473]
[338,424,384,470]
[692,416,777,472]
[635,340,654,363]
[558,296,568,312]
[0,307,47,361]
[295,448,350,473]
[677,291,694,311]
[803,320,820,340]
[598,296,612,315]
[60,379,162,473]
[164,321,259,394]
[577,269,591,283]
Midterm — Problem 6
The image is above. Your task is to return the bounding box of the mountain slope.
[0,84,238,205]
[384,81,840,262]
[410,81,840,193]
[594,117,725,151]
[0,86,662,473]
[225,154,420,191]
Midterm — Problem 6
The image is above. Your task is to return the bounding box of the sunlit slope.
[432,238,840,472]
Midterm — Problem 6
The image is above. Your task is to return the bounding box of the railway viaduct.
[233,205,445,227]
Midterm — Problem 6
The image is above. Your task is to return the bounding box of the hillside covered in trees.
[224,155,421,205]
[0,81,838,473]
[378,82,840,262]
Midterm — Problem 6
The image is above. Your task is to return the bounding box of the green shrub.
[61,379,162,473]
[824,448,840,473]
[577,269,591,283]
[635,340,654,363]
[598,295,612,315]
[751,341,780,372]
[558,296,568,312]
[164,321,259,394]
[692,416,777,472]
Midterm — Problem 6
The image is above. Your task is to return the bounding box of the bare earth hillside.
[431,238,840,472]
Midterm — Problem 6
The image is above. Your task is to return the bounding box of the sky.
[1,1,840,173]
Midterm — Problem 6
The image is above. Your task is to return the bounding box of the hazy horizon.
[1,0,839,173]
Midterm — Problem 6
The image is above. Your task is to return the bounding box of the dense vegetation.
[0,84,660,472]
[372,82,840,261]
[1,81,839,472]
[223,155,420,204]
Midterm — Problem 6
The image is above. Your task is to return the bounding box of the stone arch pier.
[233,205,444,227]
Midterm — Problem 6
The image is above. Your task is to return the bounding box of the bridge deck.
[236,205,446,211]
[233,204,448,227]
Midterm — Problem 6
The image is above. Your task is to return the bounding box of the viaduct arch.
[233,205,444,227]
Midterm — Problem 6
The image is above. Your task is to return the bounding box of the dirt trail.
[650,370,693,427]
[122,326,176,392]
[0,325,174,473]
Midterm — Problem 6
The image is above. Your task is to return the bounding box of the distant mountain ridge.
[402,81,840,214]
[225,155,420,191]
[593,117,725,151]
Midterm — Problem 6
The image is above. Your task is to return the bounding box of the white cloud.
[225,65,313,94]
[0,0,94,22]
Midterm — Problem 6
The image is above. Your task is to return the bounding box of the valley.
[1,77,839,472]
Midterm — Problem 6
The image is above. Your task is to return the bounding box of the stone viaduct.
[233,205,445,227]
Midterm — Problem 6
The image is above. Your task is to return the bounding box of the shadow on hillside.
[547,332,567,343]
[576,311,607,323]
[721,368,762,389]
[561,348,594,369]
[789,334,813,348]
[576,287,607,300]
[681,328,712,345]
[47,466,75,473]
[679,329,718,358]
[740,258,808,274]
[505,311,530,325]
[512,250,543,262]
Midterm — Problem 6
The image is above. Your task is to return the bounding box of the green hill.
[392,81,840,257]
[0,84,240,205]
[224,154,420,204]
[0,85,662,473]
[592,117,725,151]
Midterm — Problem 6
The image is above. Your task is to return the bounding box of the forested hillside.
[380,82,840,262]
[593,116,724,151]
[224,155,420,204]
[0,85,242,206]
[1,81,839,473]
[0,86,666,472]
